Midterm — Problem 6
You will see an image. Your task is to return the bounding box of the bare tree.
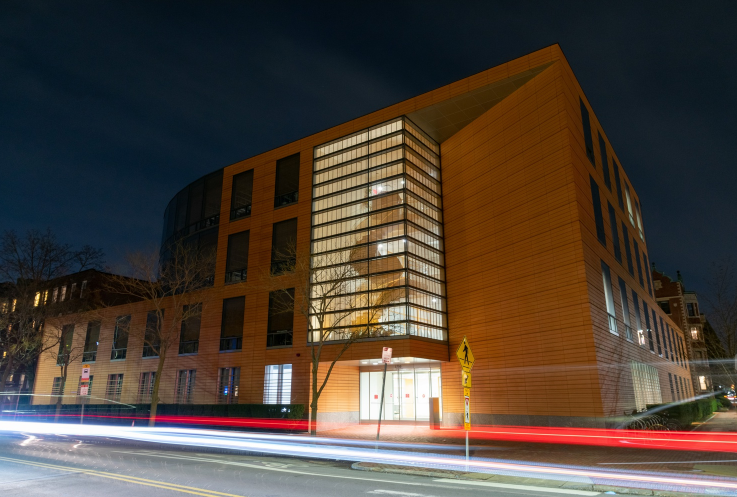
[702,257,737,388]
[0,229,104,398]
[105,241,215,426]
[264,244,398,435]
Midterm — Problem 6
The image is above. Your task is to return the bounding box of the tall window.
[274,153,300,207]
[658,300,671,314]
[179,304,201,355]
[60,285,67,302]
[176,370,196,403]
[660,317,669,359]
[270,218,297,273]
[57,324,74,366]
[633,240,644,288]
[608,203,621,263]
[613,161,625,210]
[631,361,662,411]
[598,133,612,190]
[580,98,595,165]
[624,182,635,225]
[668,373,676,400]
[690,326,699,340]
[667,323,675,362]
[220,296,244,351]
[138,372,156,403]
[618,278,633,340]
[80,280,87,298]
[111,315,130,360]
[652,310,662,356]
[590,176,606,247]
[643,301,654,352]
[105,374,124,402]
[83,321,100,363]
[225,230,250,284]
[632,291,645,346]
[263,364,292,404]
[601,261,617,335]
[230,169,254,220]
[622,223,634,276]
[217,367,240,404]
[642,252,653,297]
[634,201,644,241]
[51,377,65,400]
[268,289,294,347]
[143,310,162,358]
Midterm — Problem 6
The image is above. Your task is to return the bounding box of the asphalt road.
[0,433,602,497]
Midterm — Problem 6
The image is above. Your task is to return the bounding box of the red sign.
[374,394,378,399]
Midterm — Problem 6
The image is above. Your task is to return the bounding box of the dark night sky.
[1,2,735,295]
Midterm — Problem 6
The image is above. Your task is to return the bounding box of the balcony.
[179,340,199,355]
[270,259,295,275]
[274,191,298,208]
[142,345,159,358]
[624,325,633,341]
[110,348,127,360]
[225,268,247,285]
[267,330,293,348]
[220,337,242,352]
[82,351,97,363]
[230,204,251,221]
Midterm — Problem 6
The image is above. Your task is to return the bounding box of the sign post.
[80,364,91,424]
[375,347,392,447]
[456,337,475,469]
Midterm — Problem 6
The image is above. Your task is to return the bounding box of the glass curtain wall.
[310,117,447,342]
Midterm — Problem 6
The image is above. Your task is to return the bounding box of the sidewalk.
[693,410,737,432]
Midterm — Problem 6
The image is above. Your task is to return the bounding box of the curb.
[351,461,722,496]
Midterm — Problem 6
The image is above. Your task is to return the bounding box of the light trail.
[2,421,737,494]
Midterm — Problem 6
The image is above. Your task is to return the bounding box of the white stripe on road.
[368,491,438,496]
[433,479,601,496]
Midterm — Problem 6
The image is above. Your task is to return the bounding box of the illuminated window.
[263,364,292,404]
[699,376,708,391]
[624,182,635,225]
[59,285,67,302]
[52,288,58,303]
[631,361,662,411]
[691,327,699,340]
[217,367,240,404]
[11,299,16,312]
[34,292,40,307]
[600,261,618,335]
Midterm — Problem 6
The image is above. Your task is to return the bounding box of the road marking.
[599,459,737,465]
[433,479,601,496]
[0,455,247,497]
[367,491,439,496]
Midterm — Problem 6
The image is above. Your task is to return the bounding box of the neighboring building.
[32,44,691,427]
[652,268,712,394]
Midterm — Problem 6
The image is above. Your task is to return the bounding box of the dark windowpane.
[57,324,74,365]
[608,203,621,263]
[143,310,162,358]
[580,98,595,165]
[175,190,188,232]
[268,289,294,347]
[633,240,644,288]
[687,303,696,316]
[658,300,671,314]
[225,231,250,284]
[274,154,300,207]
[598,133,612,191]
[230,169,254,220]
[83,321,100,363]
[203,172,223,218]
[271,218,297,273]
[589,176,606,247]
[112,315,130,360]
[653,310,662,355]
[643,252,653,297]
[187,179,204,226]
[613,161,625,210]
[622,222,634,276]
[179,303,201,354]
[220,296,244,351]
[643,301,654,352]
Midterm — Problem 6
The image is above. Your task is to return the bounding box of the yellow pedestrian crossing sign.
[456,336,474,372]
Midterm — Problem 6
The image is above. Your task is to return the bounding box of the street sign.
[464,388,471,430]
[81,365,91,382]
[456,336,475,372]
[381,347,393,364]
[462,371,472,388]
[79,385,89,396]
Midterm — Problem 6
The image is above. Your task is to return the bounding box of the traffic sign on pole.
[81,365,91,382]
[381,347,392,364]
[462,371,471,388]
[464,388,471,431]
[456,336,474,372]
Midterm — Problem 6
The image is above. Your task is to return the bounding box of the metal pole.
[14,393,21,421]
[465,431,469,471]
[80,400,84,425]
[375,362,388,448]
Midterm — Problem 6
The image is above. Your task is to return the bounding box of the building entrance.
[359,365,441,423]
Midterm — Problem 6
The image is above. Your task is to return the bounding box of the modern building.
[652,268,712,394]
[31,44,692,427]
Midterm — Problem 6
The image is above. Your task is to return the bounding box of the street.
[0,432,606,497]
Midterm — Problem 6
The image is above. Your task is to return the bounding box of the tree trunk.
[149,346,167,427]
[55,363,68,422]
[310,360,319,436]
